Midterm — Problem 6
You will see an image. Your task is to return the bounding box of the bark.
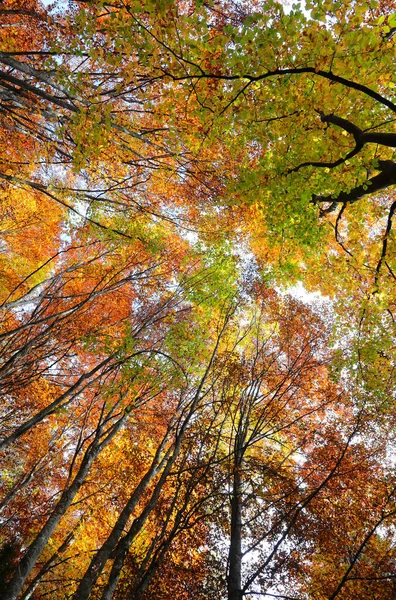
[374,199,396,285]
[73,312,232,600]
[0,69,78,112]
[0,10,42,16]
[0,455,47,512]
[241,423,361,594]
[290,114,396,178]
[0,54,71,98]
[129,527,180,600]
[0,355,115,451]
[227,453,244,600]
[313,160,396,212]
[167,67,396,112]
[2,411,128,600]
[328,503,396,600]
[71,432,173,600]
[321,113,396,148]
[99,442,185,600]
[19,527,78,600]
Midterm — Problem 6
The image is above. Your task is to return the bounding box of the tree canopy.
[0,1,396,599]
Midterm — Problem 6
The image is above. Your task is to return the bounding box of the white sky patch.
[286,281,331,305]
[282,0,311,18]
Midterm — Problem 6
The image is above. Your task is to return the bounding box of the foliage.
[0,1,395,600]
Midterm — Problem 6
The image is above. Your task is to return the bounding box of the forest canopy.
[0,1,395,599]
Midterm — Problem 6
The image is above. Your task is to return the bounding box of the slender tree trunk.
[227,458,243,600]
[0,355,114,451]
[71,431,172,600]
[2,413,126,600]
[19,525,78,600]
[73,312,230,600]
[99,447,184,600]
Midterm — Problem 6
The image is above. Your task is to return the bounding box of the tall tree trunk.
[227,459,243,600]
[71,431,173,600]
[2,412,127,600]
[73,313,231,600]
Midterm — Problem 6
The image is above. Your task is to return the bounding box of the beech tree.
[1,1,396,599]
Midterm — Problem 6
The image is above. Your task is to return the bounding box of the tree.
[1,1,396,599]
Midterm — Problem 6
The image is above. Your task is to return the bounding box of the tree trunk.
[227,461,243,600]
[2,412,127,600]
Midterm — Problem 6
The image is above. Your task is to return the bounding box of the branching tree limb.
[312,161,396,213]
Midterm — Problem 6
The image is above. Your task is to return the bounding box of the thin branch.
[374,199,396,288]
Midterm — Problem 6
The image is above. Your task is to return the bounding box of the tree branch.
[165,68,396,113]
[312,161,396,210]
[321,113,396,147]
[289,112,396,176]
[288,143,362,174]
[374,198,396,288]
